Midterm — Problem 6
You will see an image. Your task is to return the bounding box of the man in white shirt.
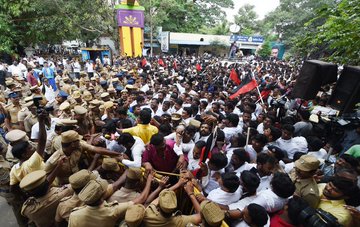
[85,60,94,78]
[250,153,275,192]
[222,113,242,142]
[276,124,306,160]
[8,61,23,76]
[229,148,255,177]
[251,172,295,213]
[31,116,59,154]
[117,133,145,168]
[207,172,242,205]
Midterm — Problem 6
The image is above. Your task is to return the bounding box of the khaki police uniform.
[20,170,73,227]
[45,131,97,185]
[6,103,21,127]
[119,204,146,227]
[291,155,321,208]
[68,179,133,227]
[142,190,198,227]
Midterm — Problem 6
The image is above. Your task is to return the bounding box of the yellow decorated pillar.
[115,0,144,57]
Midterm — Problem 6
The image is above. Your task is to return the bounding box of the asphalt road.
[0,196,18,227]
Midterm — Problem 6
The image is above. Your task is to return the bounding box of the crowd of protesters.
[0,53,359,227]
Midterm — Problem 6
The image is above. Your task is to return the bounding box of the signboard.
[160,32,170,53]
[117,9,144,28]
[230,35,264,43]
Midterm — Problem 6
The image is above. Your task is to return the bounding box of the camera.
[33,96,54,114]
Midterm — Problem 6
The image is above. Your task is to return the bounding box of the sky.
[224,0,280,22]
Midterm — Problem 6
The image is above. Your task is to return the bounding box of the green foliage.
[257,41,272,58]
[296,0,360,65]
[234,4,259,36]
[138,0,233,34]
[0,0,116,53]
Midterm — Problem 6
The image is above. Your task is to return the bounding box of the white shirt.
[8,65,22,76]
[234,162,255,177]
[308,148,327,160]
[207,187,242,205]
[194,133,209,143]
[223,126,242,142]
[257,174,273,193]
[229,194,257,210]
[85,62,94,73]
[38,57,45,65]
[73,62,81,73]
[122,136,145,168]
[31,118,59,152]
[202,168,225,195]
[257,123,264,134]
[251,189,288,213]
[276,137,306,159]
[244,145,258,163]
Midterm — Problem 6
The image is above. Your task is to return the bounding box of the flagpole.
[246,126,251,146]
[252,70,267,113]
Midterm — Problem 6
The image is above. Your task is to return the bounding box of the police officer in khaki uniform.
[20,170,73,227]
[55,169,96,225]
[72,105,94,135]
[143,189,199,227]
[44,130,121,185]
[22,98,38,135]
[107,167,141,203]
[68,172,153,227]
[120,204,146,227]
[49,119,78,155]
[58,101,72,119]
[290,154,321,208]
[5,92,22,130]
[17,96,32,131]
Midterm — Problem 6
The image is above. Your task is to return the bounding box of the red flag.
[230,79,258,100]
[141,58,147,67]
[230,68,241,85]
[196,63,202,71]
[158,58,165,66]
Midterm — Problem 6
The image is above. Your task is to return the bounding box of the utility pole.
[150,0,153,57]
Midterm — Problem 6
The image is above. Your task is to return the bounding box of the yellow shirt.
[9,151,45,185]
[122,124,158,144]
[318,183,352,226]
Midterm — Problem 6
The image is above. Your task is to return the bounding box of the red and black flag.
[229,68,241,85]
[229,73,258,100]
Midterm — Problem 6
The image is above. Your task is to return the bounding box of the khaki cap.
[125,85,134,90]
[100,92,110,98]
[61,130,82,143]
[159,189,177,213]
[101,158,120,172]
[90,77,96,81]
[126,168,143,180]
[57,119,78,126]
[78,179,108,205]
[295,155,320,172]
[19,170,47,191]
[24,96,33,102]
[189,119,201,128]
[171,113,181,121]
[73,105,87,115]
[121,89,128,93]
[89,99,101,106]
[103,101,114,110]
[200,200,225,226]
[69,169,96,190]
[82,91,92,101]
[5,80,14,86]
[72,91,81,99]
[125,204,145,227]
[5,129,27,142]
[59,101,71,111]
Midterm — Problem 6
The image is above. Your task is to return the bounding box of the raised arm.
[36,110,48,157]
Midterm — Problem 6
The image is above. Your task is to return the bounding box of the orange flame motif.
[123,15,139,25]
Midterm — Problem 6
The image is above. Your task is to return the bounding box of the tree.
[138,0,234,33]
[260,0,336,54]
[234,4,258,36]
[257,41,272,58]
[0,0,116,54]
[295,0,360,65]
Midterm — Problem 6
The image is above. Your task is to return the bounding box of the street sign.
[230,35,264,43]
